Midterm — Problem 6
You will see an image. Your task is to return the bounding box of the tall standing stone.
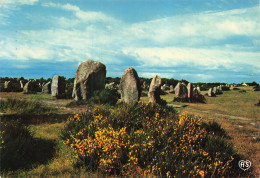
[20,80,24,88]
[197,86,201,93]
[4,81,10,89]
[72,60,106,100]
[42,81,52,94]
[193,88,200,100]
[148,75,162,104]
[119,67,141,103]
[51,75,66,97]
[169,85,174,93]
[23,81,34,93]
[175,82,188,99]
[187,83,193,99]
[161,85,166,91]
[212,87,217,95]
[219,85,222,91]
[208,88,214,97]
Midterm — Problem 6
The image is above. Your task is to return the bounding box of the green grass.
[1,87,259,176]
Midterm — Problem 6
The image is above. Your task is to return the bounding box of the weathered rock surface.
[193,88,200,100]
[148,75,162,104]
[212,87,217,95]
[105,82,116,90]
[23,81,34,93]
[197,86,201,93]
[187,83,193,99]
[208,88,215,97]
[72,60,106,100]
[4,81,10,89]
[20,80,24,88]
[119,67,141,103]
[175,82,188,99]
[42,81,52,94]
[169,85,174,93]
[51,75,66,97]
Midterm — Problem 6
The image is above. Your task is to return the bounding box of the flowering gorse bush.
[61,102,245,177]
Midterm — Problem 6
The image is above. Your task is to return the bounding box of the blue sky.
[0,0,259,83]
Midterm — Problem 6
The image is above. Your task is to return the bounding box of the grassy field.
[0,86,259,177]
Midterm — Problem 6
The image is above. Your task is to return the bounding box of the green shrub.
[61,103,247,177]
[66,88,120,107]
[233,87,240,90]
[89,88,120,106]
[221,86,230,91]
[0,98,52,114]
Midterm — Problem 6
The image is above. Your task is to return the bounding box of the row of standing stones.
[1,60,224,104]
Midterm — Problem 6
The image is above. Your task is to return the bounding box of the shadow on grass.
[1,137,56,172]
[1,114,72,125]
[0,115,63,172]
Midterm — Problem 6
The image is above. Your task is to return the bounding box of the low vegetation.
[0,98,54,115]
[0,85,259,177]
[61,103,246,177]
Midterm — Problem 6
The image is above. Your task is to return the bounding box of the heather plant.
[61,102,248,177]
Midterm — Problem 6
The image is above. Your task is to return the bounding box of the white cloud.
[15,45,53,60]
[1,2,259,82]
[0,0,38,5]
[130,6,260,45]
[122,47,260,73]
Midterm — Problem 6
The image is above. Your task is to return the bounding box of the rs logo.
[238,160,251,171]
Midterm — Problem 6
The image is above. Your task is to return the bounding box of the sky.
[0,0,259,83]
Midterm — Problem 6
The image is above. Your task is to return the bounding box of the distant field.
[0,86,259,176]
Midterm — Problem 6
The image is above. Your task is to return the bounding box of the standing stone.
[169,85,174,93]
[208,88,215,97]
[51,75,65,97]
[23,81,34,93]
[4,81,10,89]
[72,60,106,100]
[20,80,24,88]
[161,85,166,91]
[216,86,220,94]
[148,75,162,104]
[105,82,116,89]
[42,81,52,94]
[197,86,201,93]
[119,67,141,103]
[143,81,147,90]
[219,85,222,91]
[175,82,188,99]
[193,88,200,100]
[212,87,217,95]
[187,83,193,99]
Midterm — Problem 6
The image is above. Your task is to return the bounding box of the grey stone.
[20,80,24,88]
[119,67,141,103]
[197,86,201,93]
[148,75,162,103]
[161,85,166,91]
[169,85,174,93]
[208,88,215,97]
[51,75,66,97]
[23,81,35,93]
[4,81,10,89]
[42,81,52,94]
[105,82,116,89]
[175,82,188,99]
[212,87,217,95]
[187,83,193,99]
[72,60,106,100]
[193,88,199,99]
